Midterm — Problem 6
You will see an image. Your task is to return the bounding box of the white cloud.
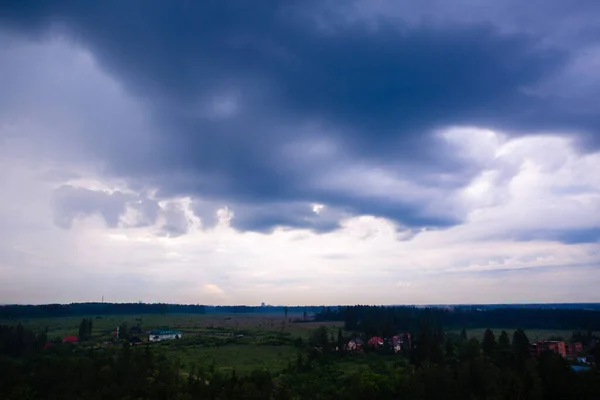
[312,203,325,214]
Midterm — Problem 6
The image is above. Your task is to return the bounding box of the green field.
[1,313,345,374]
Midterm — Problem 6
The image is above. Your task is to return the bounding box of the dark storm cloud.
[192,200,348,233]
[2,0,599,233]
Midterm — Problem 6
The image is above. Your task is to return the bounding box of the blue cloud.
[1,0,599,235]
[517,228,600,245]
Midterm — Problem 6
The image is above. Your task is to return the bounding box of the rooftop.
[149,329,182,335]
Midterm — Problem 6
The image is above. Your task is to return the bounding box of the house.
[62,335,79,344]
[391,335,403,353]
[530,340,566,358]
[149,329,182,342]
[368,336,384,348]
[347,338,364,351]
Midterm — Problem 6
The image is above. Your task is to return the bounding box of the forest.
[0,303,326,319]
[315,305,600,334]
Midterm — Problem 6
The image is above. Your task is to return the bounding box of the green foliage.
[308,325,331,350]
[0,323,46,357]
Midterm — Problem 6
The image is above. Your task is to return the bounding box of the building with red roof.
[62,335,79,344]
[368,336,384,348]
[530,340,566,358]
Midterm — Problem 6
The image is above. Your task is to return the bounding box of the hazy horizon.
[1,1,600,305]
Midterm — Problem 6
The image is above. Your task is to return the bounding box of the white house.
[149,329,182,342]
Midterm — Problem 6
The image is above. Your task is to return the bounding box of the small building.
[149,329,182,342]
[390,333,411,353]
[347,338,364,351]
[391,335,403,353]
[530,340,566,358]
[62,335,79,344]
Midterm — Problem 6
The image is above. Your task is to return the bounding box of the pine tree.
[460,328,468,341]
[78,318,89,341]
[445,338,456,365]
[512,328,531,364]
[482,328,497,357]
[498,330,510,350]
[87,318,92,339]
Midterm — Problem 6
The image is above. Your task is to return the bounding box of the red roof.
[368,336,384,346]
[62,335,79,343]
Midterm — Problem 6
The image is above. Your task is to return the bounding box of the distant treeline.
[315,305,600,337]
[0,303,323,319]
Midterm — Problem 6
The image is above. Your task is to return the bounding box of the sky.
[0,0,599,305]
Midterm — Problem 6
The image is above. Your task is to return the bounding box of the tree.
[445,338,457,365]
[512,329,531,364]
[87,318,92,339]
[283,306,289,320]
[482,329,497,357]
[498,330,510,350]
[119,322,130,340]
[78,318,92,341]
[460,328,468,341]
[309,326,330,350]
[337,328,344,352]
[593,341,600,365]
[459,337,482,363]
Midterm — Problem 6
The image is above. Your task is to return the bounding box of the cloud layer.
[0,1,599,304]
